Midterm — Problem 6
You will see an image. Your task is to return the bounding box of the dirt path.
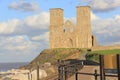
[68,66,100,80]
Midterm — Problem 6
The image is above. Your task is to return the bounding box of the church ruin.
[49,6,97,49]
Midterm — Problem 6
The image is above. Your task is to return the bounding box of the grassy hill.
[23,48,86,70]
[21,48,120,69]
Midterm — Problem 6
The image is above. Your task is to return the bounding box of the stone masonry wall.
[50,6,93,49]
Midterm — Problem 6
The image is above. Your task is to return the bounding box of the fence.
[58,54,120,80]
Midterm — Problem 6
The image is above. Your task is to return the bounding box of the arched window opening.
[70,26,74,32]
[63,26,66,32]
[68,38,73,47]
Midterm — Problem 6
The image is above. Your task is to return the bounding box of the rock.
[44,62,51,67]
[0,69,30,80]
[31,69,47,80]
[11,74,28,80]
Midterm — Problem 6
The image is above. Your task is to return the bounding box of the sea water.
[0,62,29,72]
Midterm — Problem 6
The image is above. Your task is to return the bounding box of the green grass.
[89,49,120,54]
[35,48,82,64]
[86,49,120,63]
[52,48,82,51]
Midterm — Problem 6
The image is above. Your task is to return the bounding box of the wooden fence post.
[37,62,39,80]
[100,55,105,80]
[117,54,120,80]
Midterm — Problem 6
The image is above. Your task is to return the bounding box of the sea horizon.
[0,62,29,72]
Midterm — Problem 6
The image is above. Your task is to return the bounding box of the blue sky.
[0,0,120,62]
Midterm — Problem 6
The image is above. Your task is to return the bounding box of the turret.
[50,8,64,26]
[50,8,64,48]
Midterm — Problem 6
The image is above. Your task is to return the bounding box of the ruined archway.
[68,38,73,48]
[64,20,75,33]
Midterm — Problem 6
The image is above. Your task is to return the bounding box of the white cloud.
[91,12,100,20]
[0,35,43,62]
[80,0,120,11]
[0,11,50,62]
[9,1,39,12]
[0,19,21,34]
[0,12,49,34]
[92,15,120,35]
[91,13,120,45]
[115,15,120,20]
[25,12,49,29]
[32,32,49,42]
[0,35,39,52]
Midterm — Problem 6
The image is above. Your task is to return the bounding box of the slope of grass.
[24,48,84,69]
[37,48,82,63]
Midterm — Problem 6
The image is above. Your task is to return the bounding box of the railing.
[58,54,120,80]
[58,62,100,80]
[59,69,118,80]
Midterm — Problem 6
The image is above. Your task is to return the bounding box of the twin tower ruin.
[50,6,97,49]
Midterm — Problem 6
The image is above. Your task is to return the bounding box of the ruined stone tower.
[50,6,95,49]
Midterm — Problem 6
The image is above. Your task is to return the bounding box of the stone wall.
[50,6,93,49]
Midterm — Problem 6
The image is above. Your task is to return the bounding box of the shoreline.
[0,62,29,72]
[0,68,47,80]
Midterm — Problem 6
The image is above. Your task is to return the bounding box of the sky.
[0,0,120,62]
